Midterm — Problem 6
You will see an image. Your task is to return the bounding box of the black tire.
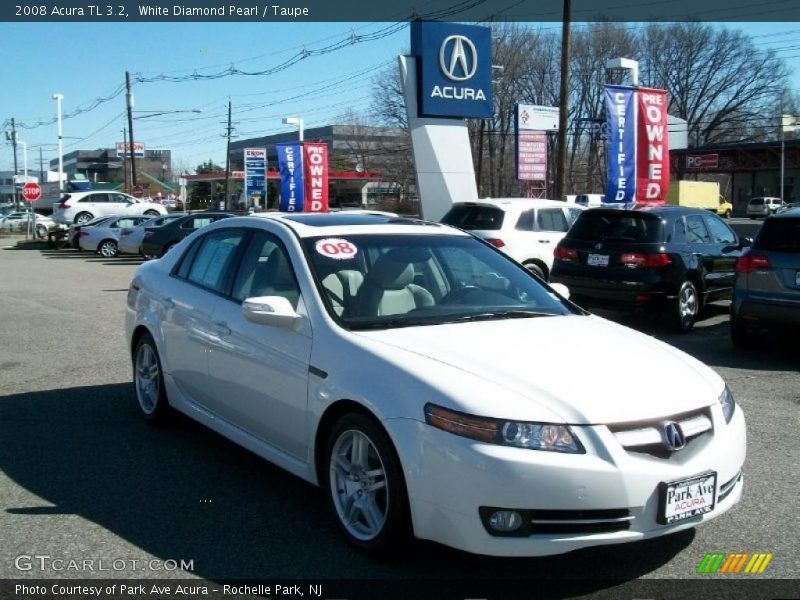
[324,412,410,553]
[36,224,48,239]
[523,261,546,280]
[132,333,170,423]
[731,317,759,350]
[723,209,731,219]
[144,210,160,217]
[672,280,700,333]
[74,212,93,225]
[98,239,118,258]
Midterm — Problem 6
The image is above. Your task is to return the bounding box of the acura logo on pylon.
[439,35,478,81]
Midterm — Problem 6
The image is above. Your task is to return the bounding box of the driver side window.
[231,232,301,308]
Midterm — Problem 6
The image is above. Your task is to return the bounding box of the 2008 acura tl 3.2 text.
[125,212,745,556]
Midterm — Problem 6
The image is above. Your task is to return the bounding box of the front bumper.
[385,406,745,557]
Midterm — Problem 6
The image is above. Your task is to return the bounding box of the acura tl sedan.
[125,212,745,556]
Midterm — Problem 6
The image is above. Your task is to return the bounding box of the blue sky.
[1,22,799,174]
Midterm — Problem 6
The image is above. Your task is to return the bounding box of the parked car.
[440,199,584,280]
[731,208,800,347]
[126,212,745,556]
[52,191,167,225]
[140,211,234,258]
[79,215,154,257]
[746,196,784,219]
[0,212,54,238]
[118,213,187,257]
[551,206,749,332]
[68,215,118,249]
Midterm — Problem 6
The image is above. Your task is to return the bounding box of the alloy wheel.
[134,343,160,415]
[99,241,118,258]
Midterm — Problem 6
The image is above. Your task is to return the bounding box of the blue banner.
[277,143,304,212]
[604,85,637,206]
[244,147,267,207]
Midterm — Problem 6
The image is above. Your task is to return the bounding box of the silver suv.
[746,196,784,219]
[731,208,800,347]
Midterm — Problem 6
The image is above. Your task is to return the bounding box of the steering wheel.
[440,285,481,305]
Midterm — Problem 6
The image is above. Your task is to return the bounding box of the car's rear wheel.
[98,239,118,258]
[133,333,169,422]
[673,280,700,333]
[74,212,93,225]
[325,413,409,553]
[731,317,759,349]
[144,210,160,217]
[523,261,546,280]
[36,224,47,238]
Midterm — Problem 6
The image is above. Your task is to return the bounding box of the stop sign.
[131,185,144,199]
[22,182,42,202]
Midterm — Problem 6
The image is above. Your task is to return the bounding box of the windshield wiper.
[349,317,443,331]
[446,309,559,323]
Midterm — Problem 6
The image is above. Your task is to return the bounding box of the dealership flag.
[604,85,637,206]
[636,88,669,205]
[303,143,329,213]
[277,143,304,212]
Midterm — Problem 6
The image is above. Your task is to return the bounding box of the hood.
[354,315,722,425]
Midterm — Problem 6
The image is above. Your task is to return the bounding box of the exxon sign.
[411,22,493,119]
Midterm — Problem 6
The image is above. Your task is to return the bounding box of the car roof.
[769,207,800,218]
[246,212,467,238]
[455,198,575,211]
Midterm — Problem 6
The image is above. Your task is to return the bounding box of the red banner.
[303,142,329,213]
[635,87,669,205]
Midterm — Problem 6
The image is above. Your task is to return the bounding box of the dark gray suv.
[731,208,800,347]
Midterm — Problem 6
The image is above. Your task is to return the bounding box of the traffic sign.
[22,182,42,202]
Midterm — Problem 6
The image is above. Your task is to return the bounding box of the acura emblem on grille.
[661,422,686,451]
[595,242,602,250]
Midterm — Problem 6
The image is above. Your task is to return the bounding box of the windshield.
[749,198,765,206]
[566,211,664,243]
[440,204,505,231]
[303,233,579,330]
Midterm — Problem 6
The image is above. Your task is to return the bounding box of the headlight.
[719,386,736,424]
[424,403,584,453]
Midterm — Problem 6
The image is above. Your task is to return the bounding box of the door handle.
[213,321,232,337]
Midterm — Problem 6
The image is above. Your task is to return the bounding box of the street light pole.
[282,116,304,141]
[53,93,64,192]
[555,0,571,201]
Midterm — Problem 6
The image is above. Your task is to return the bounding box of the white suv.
[52,191,167,225]
[441,198,584,280]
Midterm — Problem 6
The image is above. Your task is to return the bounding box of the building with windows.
[49,148,172,185]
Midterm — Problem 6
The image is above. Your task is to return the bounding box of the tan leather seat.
[355,250,434,317]
[251,247,300,307]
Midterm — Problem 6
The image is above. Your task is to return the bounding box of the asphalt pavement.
[0,237,797,591]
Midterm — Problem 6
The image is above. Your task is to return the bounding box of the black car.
[141,212,234,258]
[551,206,750,332]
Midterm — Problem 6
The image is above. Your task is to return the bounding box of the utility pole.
[223,100,232,210]
[122,127,129,193]
[9,118,19,209]
[38,147,45,182]
[125,71,137,187]
[780,92,785,203]
[555,0,571,201]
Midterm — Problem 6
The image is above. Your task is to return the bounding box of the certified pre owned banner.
[277,143,304,212]
[244,147,267,206]
[303,143,329,213]
[604,85,637,206]
[636,87,669,205]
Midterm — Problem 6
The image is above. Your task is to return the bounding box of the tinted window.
[703,216,736,244]
[81,194,106,203]
[749,198,764,206]
[441,205,505,231]
[754,218,800,253]
[186,230,245,293]
[232,233,300,306]
[567,208,583,225]
[515,210,535,231]
[183,216,214,230]
[109,194,130,203]
[685,215,711,244]
[537,208,569,232]
[566,212,664,243]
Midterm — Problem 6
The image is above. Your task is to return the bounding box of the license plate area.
[587,253,609,267]
[658,472,716,525]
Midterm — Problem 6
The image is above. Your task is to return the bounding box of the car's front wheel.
[98,239,118,258]
[144,210,160,217]
[132,333,169,422]
[673,280,700,333]
[74,212,94,225]
[523,260,546,280]
[325,413,409,552]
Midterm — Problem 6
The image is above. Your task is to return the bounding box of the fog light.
[488,510,523,532]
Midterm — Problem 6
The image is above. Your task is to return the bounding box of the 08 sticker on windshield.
[315,238,358,260]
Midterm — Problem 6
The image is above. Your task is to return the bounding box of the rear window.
[754,218,800,253]
[566,211,664,243]
[749,198,764,206]
[441,205,504,231]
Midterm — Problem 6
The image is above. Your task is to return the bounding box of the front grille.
[609,408,714,458]
[479,507,633,537]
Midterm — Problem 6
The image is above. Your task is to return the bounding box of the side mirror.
[550,282,571,300]
[740,237,753,248]
[242,296,300,328]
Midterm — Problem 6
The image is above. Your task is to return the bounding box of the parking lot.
[0,237,797,589]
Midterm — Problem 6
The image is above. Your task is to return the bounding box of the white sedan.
[125,213,745,556]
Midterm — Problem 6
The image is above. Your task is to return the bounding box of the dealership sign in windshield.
[411,21,492,119]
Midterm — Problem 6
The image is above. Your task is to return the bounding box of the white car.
[441,198,584,280]
[126,213,745,557]
[53,191,167,225]
[118,213,187,256]
[79,215,154,257]
[0,212,54,238]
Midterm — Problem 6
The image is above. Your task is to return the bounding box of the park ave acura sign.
[411,22,493,118]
